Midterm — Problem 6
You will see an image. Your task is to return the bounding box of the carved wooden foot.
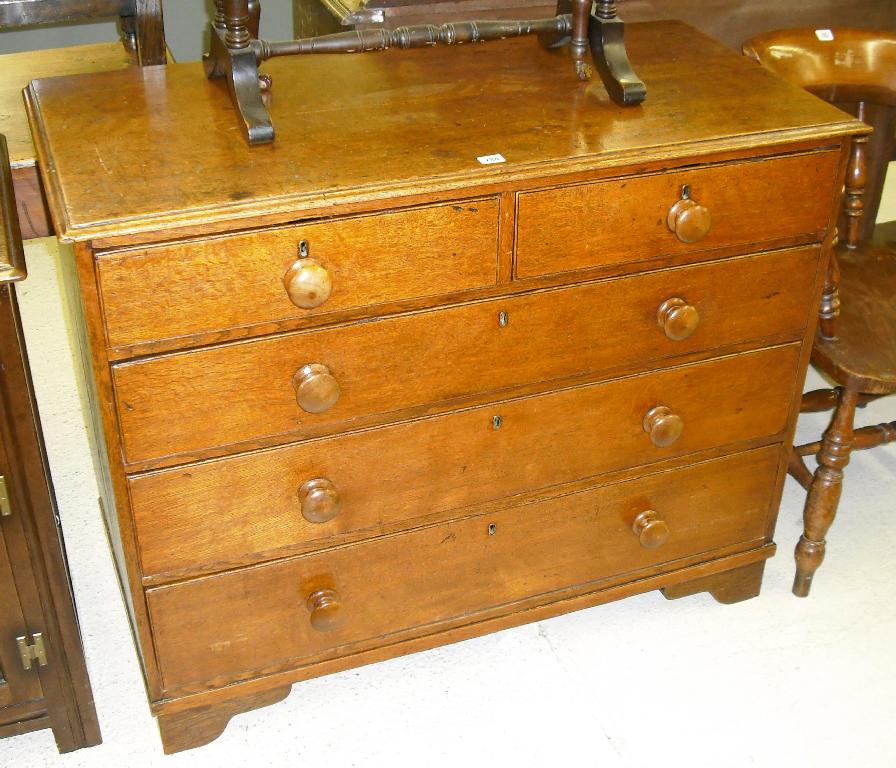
[793,386,858,597]
[540,0,645,106]
[204,27,274,145]
[661,561,766,604]
[587,3,647,105]
[157,684,292,754]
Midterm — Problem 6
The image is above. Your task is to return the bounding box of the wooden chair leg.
[787,449,814,491]
[798,419,896,457]
[800,388,880,414]
[793,386,859,597]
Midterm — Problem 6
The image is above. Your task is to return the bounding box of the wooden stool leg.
[787,449,814,491]
[793,386,859,597]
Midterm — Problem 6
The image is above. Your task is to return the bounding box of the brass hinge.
[16,633,48,670]
[0,475,12,517]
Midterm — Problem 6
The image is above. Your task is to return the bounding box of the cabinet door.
[0,515,44,716]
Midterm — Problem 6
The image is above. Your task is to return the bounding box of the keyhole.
[488,523,497,536]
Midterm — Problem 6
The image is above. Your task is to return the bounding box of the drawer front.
[131,344,800,580]
[515,151,839,279]
[96,199,500,350]
[146,446,780,694]
[114,247,818,465]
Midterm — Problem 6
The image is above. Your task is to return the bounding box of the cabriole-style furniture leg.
[204,0,274,145]
[541,0,646,104]
[793,386,859,597]
[587,0,646,104]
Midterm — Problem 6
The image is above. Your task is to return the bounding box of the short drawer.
[131,344,800,580]
[113,246,818,466]
[146,446,780,694]
[96,199,500,351]
[515,151,839,279]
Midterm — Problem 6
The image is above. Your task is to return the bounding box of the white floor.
[3,238,895,768]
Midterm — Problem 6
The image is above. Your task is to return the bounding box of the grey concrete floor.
[3,237,894,768]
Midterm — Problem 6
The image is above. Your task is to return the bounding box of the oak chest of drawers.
[25,21,864,753]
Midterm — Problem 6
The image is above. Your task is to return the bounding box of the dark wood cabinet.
[0,137,100,751]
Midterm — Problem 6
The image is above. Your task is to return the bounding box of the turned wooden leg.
[793,386,859,597]
[843,102,868,250]
[157,684,292,754]
[787,449,814,491]
[661,561,766,604]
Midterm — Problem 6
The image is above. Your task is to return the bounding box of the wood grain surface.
[515,150,838,278]
[146,446,779,694]
[96,198,499,348]
[24,22,863,243]
[130,343,800,581]
[0,43,134,168]
[112,246,818,467]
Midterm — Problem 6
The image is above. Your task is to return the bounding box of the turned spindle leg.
[787,449,814,492]
[793,386,859,597]
[818,248,840,341]
[569,0,593,78]
[539,0,646,105]
[843,102,868,250]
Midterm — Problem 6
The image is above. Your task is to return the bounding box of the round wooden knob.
[306,588,344,632]
[298,478,341,523]
[657,298,700,341]
[283,258,332,309]
[643,405,684,447]
[292,363,340,413]
[667,192,711,243]
[632,510,670,549]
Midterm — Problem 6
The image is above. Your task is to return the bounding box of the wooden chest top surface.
[25,20,860,243]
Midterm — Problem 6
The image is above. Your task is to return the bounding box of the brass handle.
[632,510,670,549]
[306,588,344,632]
[0,476,12,517]
[657,298,700,341]
[667,186,711,244]
[292,363,340,413]
[643,405,684,447]
[0,136,26,284]
[299,478,341,523]
[283,257,332,309]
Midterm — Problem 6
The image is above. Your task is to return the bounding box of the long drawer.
[131,344,800,580]
[113,246,819,466]
[515,151,839,278]
[96,199,500,351]
[146,446,780,694]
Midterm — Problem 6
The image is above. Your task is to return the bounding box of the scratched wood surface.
[130,344,800,582]
[96,198,500,348]
[112,247,818,468]
[25,21,861,242]
[146,445,780,695]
